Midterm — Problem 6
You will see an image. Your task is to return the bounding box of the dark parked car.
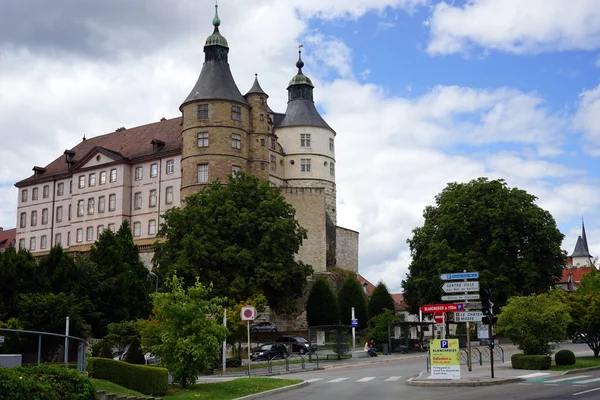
[250,343,287,361]
[250,321,277,332]
[275,336,316,354]
[572,333,587,343]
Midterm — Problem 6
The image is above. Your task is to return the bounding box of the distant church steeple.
[570,217,593,266]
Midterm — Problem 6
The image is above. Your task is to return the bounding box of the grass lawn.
[550,356,600,371]
[91,378,144,397]
[164,378,302,400]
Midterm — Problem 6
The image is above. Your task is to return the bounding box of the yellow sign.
[430,339,460,379]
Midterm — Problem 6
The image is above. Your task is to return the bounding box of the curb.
[234,380,309,400]
[562,366,600,375]
[406,377,524,387]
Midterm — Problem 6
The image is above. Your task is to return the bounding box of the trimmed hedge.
[555,349,576,366]
[0,364,96,400]
[87,357,168,396]
[511,354,552,370]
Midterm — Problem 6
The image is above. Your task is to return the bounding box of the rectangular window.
[197,164,209,183]
[149,189,157,207]
[42,208,48,225]
[166,186,174,204]
[68,204,72,221]
[67,232,71,246]
[232,133,241,149]
[79,175,86,189]
[98,196,105,213]
[56,206,63,223]
[19,238,25,250]
[30,237,36,251]
[57,183,64,196]
[55,233,62,246]
[260,163,265,170]
[330,162,335,176]
[150,163,158,177]
[110,168,117,182]
[231,105,241,121]
[301,158,311,172]
[133,222,141,237]
[329,138,334,152]
[100,171,107,185]
[89,173,96,186]
[232,166,241,176]
[135,167,143,181]
[97,225,104,238]
[21,189,28,202]
[69,180,72,194]
[32,188,39,200]
[134,192,142,209]
[31,211,37,226]
[40,235,47,249]
[109,194,116,211]
[197,132,209,147]
[108,223,115,232]
[260,138,265,146]
[300,133,311,147]
[77,200,84,217]
[270,138,276,150]
[148,220,157,235]
[166,159,174,174]
[270,155,276,171]
[197,103,209,119]
[43,185,49,198]
[86,227,93,241]
[20,212,26,228]
[87,198,95,215]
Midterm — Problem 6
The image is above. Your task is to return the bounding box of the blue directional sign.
[440,272,479,281]
[351,318,358,327]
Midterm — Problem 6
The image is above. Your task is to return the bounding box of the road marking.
[328,378,349,383]
[519,372,552,378]
[573,377,600,384]
[544,376,591,383]
[517,383,532,386]
[307,378,322,383]
[356,377,375,382]
[573,387,600,396]
[544,384,559,386]
[384,376,402,382]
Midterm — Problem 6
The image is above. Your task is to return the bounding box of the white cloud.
[426,0,600,55]
[574,84,600,155]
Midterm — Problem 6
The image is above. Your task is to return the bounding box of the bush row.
[87,357,168,396]
[0,364,96,400]
[511,354,552,370]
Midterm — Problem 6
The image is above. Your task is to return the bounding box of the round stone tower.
[244,75,272,181]
[179,5,251,199]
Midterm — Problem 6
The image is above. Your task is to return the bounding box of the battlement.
[280,186,325,195]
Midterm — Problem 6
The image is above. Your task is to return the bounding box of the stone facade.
[336,226,359,273]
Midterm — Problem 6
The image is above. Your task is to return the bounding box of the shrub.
[125,337,146,365]
[555,349,576,366]
[87,356,168,396]
[99,341,113,359]
[511,354,552,370]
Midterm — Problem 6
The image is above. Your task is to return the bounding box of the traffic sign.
[441,294,481,301]
[454,312,483,322]
[440,272,479,281]
[442,281,480,293]
[463,302,483,309]
[0,336,4,343]
[351,318,358,327]
[433,312,445,324]
[240,306,256,321]
[420,303,464,313]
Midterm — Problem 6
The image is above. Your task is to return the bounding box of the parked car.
[250,343,288,361]
[275,335,316,354]
[250,321,277,332]
[144,352,158,365]
[572,333,587,343]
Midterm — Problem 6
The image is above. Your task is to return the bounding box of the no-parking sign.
[240,306,256,321]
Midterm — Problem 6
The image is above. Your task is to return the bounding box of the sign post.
[430,339,460,379]
[351,307,356,354]
[222,309,227,374]
[240,306,256,377]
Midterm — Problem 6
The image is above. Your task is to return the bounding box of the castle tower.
[244,75,271,181]
[179,4,251,199]
[570,218,593,266]
[275,49,337,225]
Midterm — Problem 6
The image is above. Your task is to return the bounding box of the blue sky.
[0,0,599,291]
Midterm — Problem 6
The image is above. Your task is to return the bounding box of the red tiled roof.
[16,117,182,187]
[0,228,16,251]
[358,274,376,296]
[391,293,408,312]
[560,267,595,284]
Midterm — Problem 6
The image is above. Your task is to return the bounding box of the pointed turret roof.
[246,74,268,97]
[571,219,593,258]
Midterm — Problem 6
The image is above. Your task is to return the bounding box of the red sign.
[420,303,464,313]
[433,312,445,324]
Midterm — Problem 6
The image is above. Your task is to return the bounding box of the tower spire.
[582,216,590,255]
[297,44,305,73]
[212,1,221,31]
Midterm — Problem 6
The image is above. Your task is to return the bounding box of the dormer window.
[197,104,209,119]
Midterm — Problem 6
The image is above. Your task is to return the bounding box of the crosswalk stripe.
[356,377,375,382]
[573,387,600,396]
[384,376,402,382]
[544,376,591,383]
[573,377,600,384]
[328,378,349,383]
[519,372,552,378]
[307,378,323,383]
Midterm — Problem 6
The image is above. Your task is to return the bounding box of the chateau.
[13,5,359,274]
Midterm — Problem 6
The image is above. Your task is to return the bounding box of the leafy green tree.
[0,247,46,319]
[565,294,600,356]
[98,341,113,359]
[368,282,395,318]
[576,266,600,296]
[222,295,268,359]
[104,320,139,354]
[402,178,565,314]
[306,278,339,326]
[154,173,313,311]
[141,275,228,388]
[496,291,571,355]
[125,336,146,365]
[337,275,368,330]
[367,309,400,347]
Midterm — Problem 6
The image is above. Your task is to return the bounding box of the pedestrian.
[369,340,377,357]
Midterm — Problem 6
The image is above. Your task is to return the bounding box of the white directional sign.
[440,272,479,281]
[454,312,483,322]
[0,336,4,343]
[442,281,480,293]
[463,302,483,309]
[441,294,481,301]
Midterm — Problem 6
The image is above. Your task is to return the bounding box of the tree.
[368,282,395,318]
[402,178,565,314]
[565,294,600,356]
[125,336,146,365]
[154,173,313,311]
[104,321,139,354]
[576,266,600,296]
[337,275,368,330]
[496,291,571,355]
[0,247,46,319]
[223,295,268,359]
[306,278,339,326]
[367,309,400,347]
[140,275,228,388]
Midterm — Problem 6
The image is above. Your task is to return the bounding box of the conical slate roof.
[246,74,268,97]
[571,220,592,258]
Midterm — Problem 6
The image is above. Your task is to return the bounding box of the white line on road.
[356,377,375,382]
[544,384,559,386]
[544,376,591,383]
[384,376,402,382]
[519,372,552,378]
[517,383,532,386]
[307,378,323,383]
[328,378,349,383]
[573,387,600,396]
[573,377,600,384]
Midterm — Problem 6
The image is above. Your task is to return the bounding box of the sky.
[1,0,599,293]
